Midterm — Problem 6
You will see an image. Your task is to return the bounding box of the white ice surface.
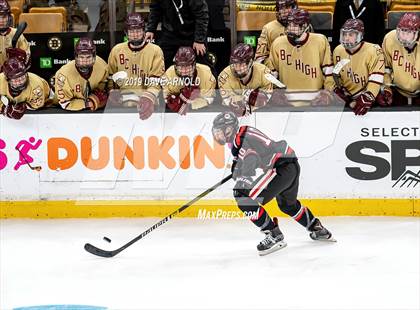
[1,217,419,310]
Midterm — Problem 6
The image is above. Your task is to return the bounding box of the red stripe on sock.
[294,207,307,221]
[251,207,265,222]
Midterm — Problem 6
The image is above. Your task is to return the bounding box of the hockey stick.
[12,22,27,48]
[264,73,286,89]
[332,59,352,106]
[108,71,141,102]
[112,71,128,83]
[15,147,42,171]
[332,59,350,88]
[84,174,233,258]
[108,71,128,88]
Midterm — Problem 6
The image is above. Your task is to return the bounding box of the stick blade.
[264,73,286,89]
[84,243,116,258]
[332,58,350,75]
[112,71,128,83]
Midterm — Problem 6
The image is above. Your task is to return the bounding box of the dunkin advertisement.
[0,111,419,200]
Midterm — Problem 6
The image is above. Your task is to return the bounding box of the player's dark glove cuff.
[233,177,254,197]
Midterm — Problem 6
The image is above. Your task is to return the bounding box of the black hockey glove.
[233,176,254,197]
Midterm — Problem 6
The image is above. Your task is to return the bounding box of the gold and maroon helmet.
[6,48,27,65]
[340,18,364,50]
[276,0,297,26]
[230,43,254,79]
[125,13,145,47]
[3,57,28,92]
[0,0,12,31]
[286,9,310,43]
[174,46,196,78]
[125,13,145,31]
[397,13,420,48]
[74,37,96,72]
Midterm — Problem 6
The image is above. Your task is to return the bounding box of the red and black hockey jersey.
[231,126,297,177]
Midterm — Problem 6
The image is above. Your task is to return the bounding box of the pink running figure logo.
[0,139,7,170]
[14,137,42,171]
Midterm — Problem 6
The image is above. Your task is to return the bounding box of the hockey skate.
[308,218,336,242]
[257,218,287,256]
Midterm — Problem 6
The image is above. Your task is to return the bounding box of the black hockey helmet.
[212,111,239,145]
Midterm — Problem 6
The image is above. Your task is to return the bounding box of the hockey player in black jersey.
[212,111,335,256]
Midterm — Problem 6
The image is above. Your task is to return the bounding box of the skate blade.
[313,236,337,242]
[258,241,287,256]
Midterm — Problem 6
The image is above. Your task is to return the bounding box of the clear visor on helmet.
[396,28,418,48]
[9,73,28,91]
[76,53,95,70]
[230,61,252,79]
[127,28,145,46]
[340,29,362,49]
[212,127,227,145]
[286,22,308,40]
[0,13,10,29]
[175,63,195,78]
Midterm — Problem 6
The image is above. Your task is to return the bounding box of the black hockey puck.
[103,237,111,243]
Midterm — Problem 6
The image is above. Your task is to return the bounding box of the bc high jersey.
[255,20,286,65]
[267,33,334,105]
[108,42,165,97]
[0,72,50,110]
[382,30,420,97]
[162,63,216,109]
[333,42,385,98]
[55,58,108,111]
[218,62,273,108]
